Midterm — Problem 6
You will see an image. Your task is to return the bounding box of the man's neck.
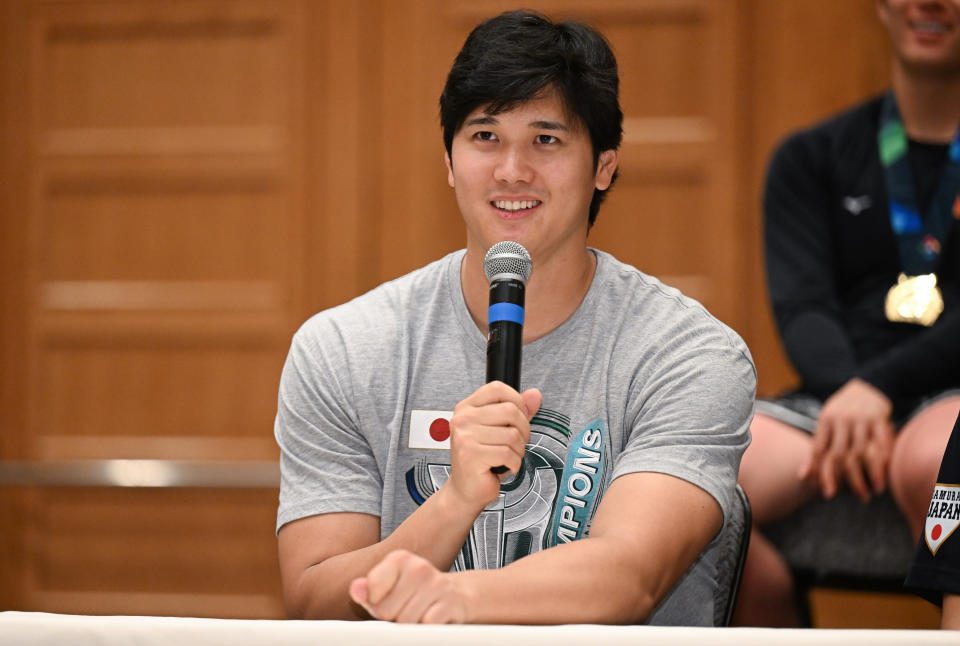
[461,245,597,344]
[891,63,960,142]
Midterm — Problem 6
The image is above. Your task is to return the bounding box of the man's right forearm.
[286,483,484,619]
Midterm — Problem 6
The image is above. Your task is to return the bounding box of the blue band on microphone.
[488,302,524,326]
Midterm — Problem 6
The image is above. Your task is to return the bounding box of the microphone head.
[484,241,532,285]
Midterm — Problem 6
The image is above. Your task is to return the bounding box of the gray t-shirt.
[275,249,756,625]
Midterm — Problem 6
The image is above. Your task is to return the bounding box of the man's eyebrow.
[464,115,498,127]
[529,120,569,131]
[463,116,570,131]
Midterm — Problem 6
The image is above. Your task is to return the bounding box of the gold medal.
[884,273,944,326]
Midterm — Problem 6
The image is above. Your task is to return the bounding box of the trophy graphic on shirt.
[406,408,610,569]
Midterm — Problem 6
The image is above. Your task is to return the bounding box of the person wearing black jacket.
[735,0,960,626]
[906,411,960,629]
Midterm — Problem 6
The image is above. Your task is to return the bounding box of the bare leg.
[943,594,960,630]
[889,396,960,539]
[739,413,819,524]
[734,530,804,627]
[733,413,818,626]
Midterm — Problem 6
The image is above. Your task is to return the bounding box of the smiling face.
[444,90,618,267]
[878,0,960,75]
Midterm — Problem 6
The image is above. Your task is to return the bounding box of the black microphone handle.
[486,319,522,388]
[486,278,525,474]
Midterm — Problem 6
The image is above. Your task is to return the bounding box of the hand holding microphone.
[445,242,541,507]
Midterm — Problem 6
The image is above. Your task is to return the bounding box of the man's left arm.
[350,470,720,624]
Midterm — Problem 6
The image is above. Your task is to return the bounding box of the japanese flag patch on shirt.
[408,410,454,450]
[925,484,960,556]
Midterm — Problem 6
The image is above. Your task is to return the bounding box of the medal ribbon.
[877,92,960,276]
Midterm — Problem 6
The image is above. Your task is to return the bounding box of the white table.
[2,611,959,645]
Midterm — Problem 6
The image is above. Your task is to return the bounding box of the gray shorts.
[756,389,960,434]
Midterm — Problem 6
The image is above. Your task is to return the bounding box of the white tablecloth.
[1,611,959,645]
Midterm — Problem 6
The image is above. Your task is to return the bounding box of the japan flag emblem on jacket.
[925,484,960,556]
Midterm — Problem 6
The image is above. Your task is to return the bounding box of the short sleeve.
[611,316,756,522]
[275,320,383,533]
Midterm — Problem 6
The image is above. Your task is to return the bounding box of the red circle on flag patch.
[932,524,943,541]
[429,418,450,442]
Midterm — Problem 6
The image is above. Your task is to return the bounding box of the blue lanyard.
[877,92,960,275]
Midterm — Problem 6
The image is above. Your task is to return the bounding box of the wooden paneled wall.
[0,0,892,620]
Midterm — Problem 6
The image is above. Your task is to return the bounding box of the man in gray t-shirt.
[275,10,756,625]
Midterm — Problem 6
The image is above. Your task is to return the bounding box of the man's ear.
[875,0,890,29]
[594,150,619,190]
[444,150,455,188]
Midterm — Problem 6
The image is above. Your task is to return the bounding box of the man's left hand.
[349,549,469,624]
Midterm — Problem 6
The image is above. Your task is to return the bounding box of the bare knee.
[890,444,943,535]
[738,414,816,524]
[890,398,959,535]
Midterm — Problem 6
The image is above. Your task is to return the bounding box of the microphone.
[483,241,532,474]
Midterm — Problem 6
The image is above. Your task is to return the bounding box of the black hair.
[439,10,623,227]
